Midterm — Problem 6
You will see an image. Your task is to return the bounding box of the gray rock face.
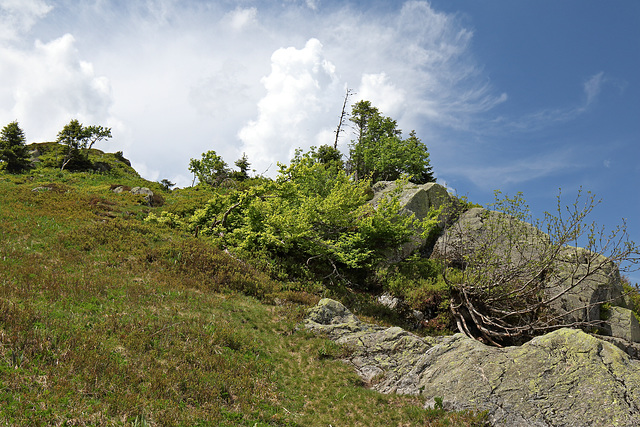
[431,207,548,266]
[304,299,439,386]
[371,181,450,263]
[431,207,627,336]
[371,181,450,221]
[596,334,640,359]
[550,246,625,326]
[606,306,640,343]
[130,187,154,197]
[112,186,163,207]
[305,299,640,426]
[112,186,128,194]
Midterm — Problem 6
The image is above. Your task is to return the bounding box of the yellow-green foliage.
[148,158,441,289]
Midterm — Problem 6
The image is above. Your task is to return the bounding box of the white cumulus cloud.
[357,73,406,118]
[0,33,114,142]
[238,38,340,174]
[0,1,507,186]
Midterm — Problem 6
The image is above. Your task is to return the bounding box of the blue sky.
[1,0,638,279]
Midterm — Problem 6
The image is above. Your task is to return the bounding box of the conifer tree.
[348,101,435,184]
[0,121,31,173]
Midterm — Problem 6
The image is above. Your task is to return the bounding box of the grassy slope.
[0,151,487,426]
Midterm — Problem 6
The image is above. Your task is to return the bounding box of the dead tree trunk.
[334,87,353,149]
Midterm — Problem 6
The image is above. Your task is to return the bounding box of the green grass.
[0,159,488,426]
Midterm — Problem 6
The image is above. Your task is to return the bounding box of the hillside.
[0,145,488,425]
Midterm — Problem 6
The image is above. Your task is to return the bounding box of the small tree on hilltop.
[436,189,640,347]
[404,130,435,184]
[315,144,343,169]
[189,150,230,186]
[57,119,112,171]
[347,100,435,184]
[160,178,176,191]
[0,121,31,173]
[232,153,251,181]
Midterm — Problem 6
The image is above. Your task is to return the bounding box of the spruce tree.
[0,121,31,173]
[347,101,435,184]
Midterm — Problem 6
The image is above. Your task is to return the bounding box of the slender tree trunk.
[334,88,352,150]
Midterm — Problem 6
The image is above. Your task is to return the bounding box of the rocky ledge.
[304,298,640,427]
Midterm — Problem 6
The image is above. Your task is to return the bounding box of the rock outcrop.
[305,298,640,426]
[112,185,164,207]
[371,181,450,263]
[605,306,640,342]
[370,181,450,221]
[431,206,630,341]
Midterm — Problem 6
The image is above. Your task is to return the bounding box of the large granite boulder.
[370,181,450,221]
[431,207,548,265]
[549,246,625,326]
[370,181,450,263]
[431,207,627,338]
[605,306,640,342]
[130,186,154,198]
[305,299,640,426]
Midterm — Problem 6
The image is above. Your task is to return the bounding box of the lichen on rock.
[304,298,640,426]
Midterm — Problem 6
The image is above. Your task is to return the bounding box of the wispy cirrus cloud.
[453,148,580,190]
[438,72,611,190]
[0,0,52,40]
[583,72,605,106]
[487,71,608,134]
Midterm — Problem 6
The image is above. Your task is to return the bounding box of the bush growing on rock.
[433,189,640,346]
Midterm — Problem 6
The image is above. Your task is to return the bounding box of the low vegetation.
[0,144,487,425]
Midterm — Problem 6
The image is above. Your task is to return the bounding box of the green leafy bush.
[148,149,440,288]
[380,256,449,311]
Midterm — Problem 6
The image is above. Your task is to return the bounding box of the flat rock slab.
[304,298,640,426]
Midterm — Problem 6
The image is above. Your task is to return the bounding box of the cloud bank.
[238,38,340,173]
[0,32,114,143]
[0,1,511,186]
[0,0,52,40]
